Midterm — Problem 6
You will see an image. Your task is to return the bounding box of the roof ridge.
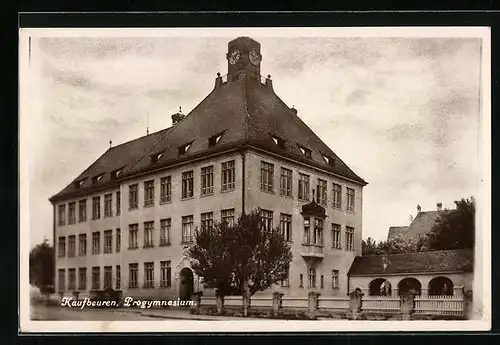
[359,248,472,258]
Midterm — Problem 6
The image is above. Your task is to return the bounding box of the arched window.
[428,276,454,296]
[308,268,316,288]
[369,278,392,296]
[398,277,422,296]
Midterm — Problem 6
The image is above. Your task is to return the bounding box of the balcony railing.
[300,244,324,258]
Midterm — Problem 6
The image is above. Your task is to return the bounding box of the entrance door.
[179,267,194,301]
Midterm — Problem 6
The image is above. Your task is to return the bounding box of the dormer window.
[298,145,312,159]
[150,151,164,163]
[92,173,104,184]
[270,134,286,149]
[111,167,124,179]
[74,178,86,188]
[322,154,335,166]
[208,132,225,147]
[178,141,193,155]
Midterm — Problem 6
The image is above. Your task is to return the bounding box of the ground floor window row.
[280,268,341,290]
[366,276,459,296]
[57,261,173,292]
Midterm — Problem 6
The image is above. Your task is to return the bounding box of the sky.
[25,31,483,247]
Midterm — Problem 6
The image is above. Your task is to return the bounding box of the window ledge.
[144,203,155,208]
[160,199,172,205]
[128,207,139,211]
[143,245,155,249]
[143,286,155,289]
[104,215,113,219]
[160,285,172,289]
[181,196,194,201]
[220,188,235,194]
[159,242,171,247]
[200,192,214,198]
[260,189,275,195]
[181,241,194,245]
[346,210,356,214]
[280,193,293,199]
[331,246,342,250]
[128,286,138,289]
[128,247,139,251]
[298,198,310,203]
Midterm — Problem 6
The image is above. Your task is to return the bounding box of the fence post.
[308,291,320,319]
[464,289,473,319]
[215,289,224,315]
[272,292,283,318]
[400,291,416,320]
[348,288,363,320]
[191,291,202,314]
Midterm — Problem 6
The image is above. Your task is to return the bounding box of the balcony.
[300,244,324,260]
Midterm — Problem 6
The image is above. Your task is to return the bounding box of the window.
[129,224,138,249]
[144,221,154,247]
[116,265,121,290]
[78,268,87,290]
[308,268,316,288]
[201,212,214,231]
[320,275,324,289]
[129,184,138,209]
[160,176,172,203]
[280,213,292,242]
[103,266,112,289]
[221,160,235,191]
[129,263,138,288]
[104,230,112,253]
[58,237,66,257]
[92,173,104,184]
[58,269,65,292]
[331,224,341,249]
[151,151,163,163]
[346,226,354,250]
[299,274,304,288]
[92,232,100,255]
[78,199,87,222]
[144,180,155,207]
[116,229,121,252]
[161,261,172,287]
[260,209,273,231]
[111,168,123,179]
[332,270,339,289]
[271,134,286,149]
[58,204,66,226]
[92,196,100,220]
[317,179,327,206]
[68,235,76,257]
[104,194,112,217]
[221,209,235,226]
[144,262,154,288]
[182,171,194,199]
[68,202,76,224]
[346,188,355,212]
[260,161,274,192]
[303,217,310,244]
[298,173,310,201]
[91,267,100,290]
[78,234,87,256]
[208,132,224,147]
[68,269,76,290]
[332,183,342,209]
[280,267,290,287]
[116,191,121,215]
[181,216,194,243]
[314,218,324,245]
[160,219,171,246]
[280,168,292,197]
[201,166,214,195]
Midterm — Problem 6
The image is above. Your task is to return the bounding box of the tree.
[229,210,292,316]
[362,237,379,255]
[425,197,475,251]
[29,239,55,299]
[187,222,234,313]
[187,209,292,316]
[362,235,426,256]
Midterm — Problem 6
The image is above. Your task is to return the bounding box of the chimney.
[437,202,443,211]
[291,106,297,116]
[417,204,421,213]
[265,74,273,89]
[215,72,222,88]
[409,214,413,224]
[171,107,185,126]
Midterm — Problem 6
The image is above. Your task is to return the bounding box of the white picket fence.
[318,297,350,310]
[414,295,464,316]
[362,296,401,313]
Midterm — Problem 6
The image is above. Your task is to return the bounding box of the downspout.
[52,203,56,288]
[241,150,246,215]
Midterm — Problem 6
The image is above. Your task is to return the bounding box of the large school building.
[50,36,367,300]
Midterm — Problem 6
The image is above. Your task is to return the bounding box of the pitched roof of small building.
[400,211,441,240]
[347,249,473,276]
[387,226,408,240]
[50,38,367,203]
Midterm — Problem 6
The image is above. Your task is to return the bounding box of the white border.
[19,27,491,333]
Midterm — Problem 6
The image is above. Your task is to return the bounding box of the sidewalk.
[120,307,259,320]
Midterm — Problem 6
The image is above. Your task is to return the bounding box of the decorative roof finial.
[146,127,149,135]
[267,74,271,79]
[217,72,221,77]
[179,106,182,113]
[109,140,112,148]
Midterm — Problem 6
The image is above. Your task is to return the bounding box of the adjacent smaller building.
[387,203,444,241]
[347,249,473,297]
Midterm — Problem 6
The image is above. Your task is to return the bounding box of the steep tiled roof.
[400,211,441,240]
[387,226,408,240]
[348,249,473,276]
[50,54,367,202]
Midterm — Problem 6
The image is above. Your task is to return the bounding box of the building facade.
[50,37,367,300]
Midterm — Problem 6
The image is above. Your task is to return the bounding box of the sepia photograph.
[19,27,491,333]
